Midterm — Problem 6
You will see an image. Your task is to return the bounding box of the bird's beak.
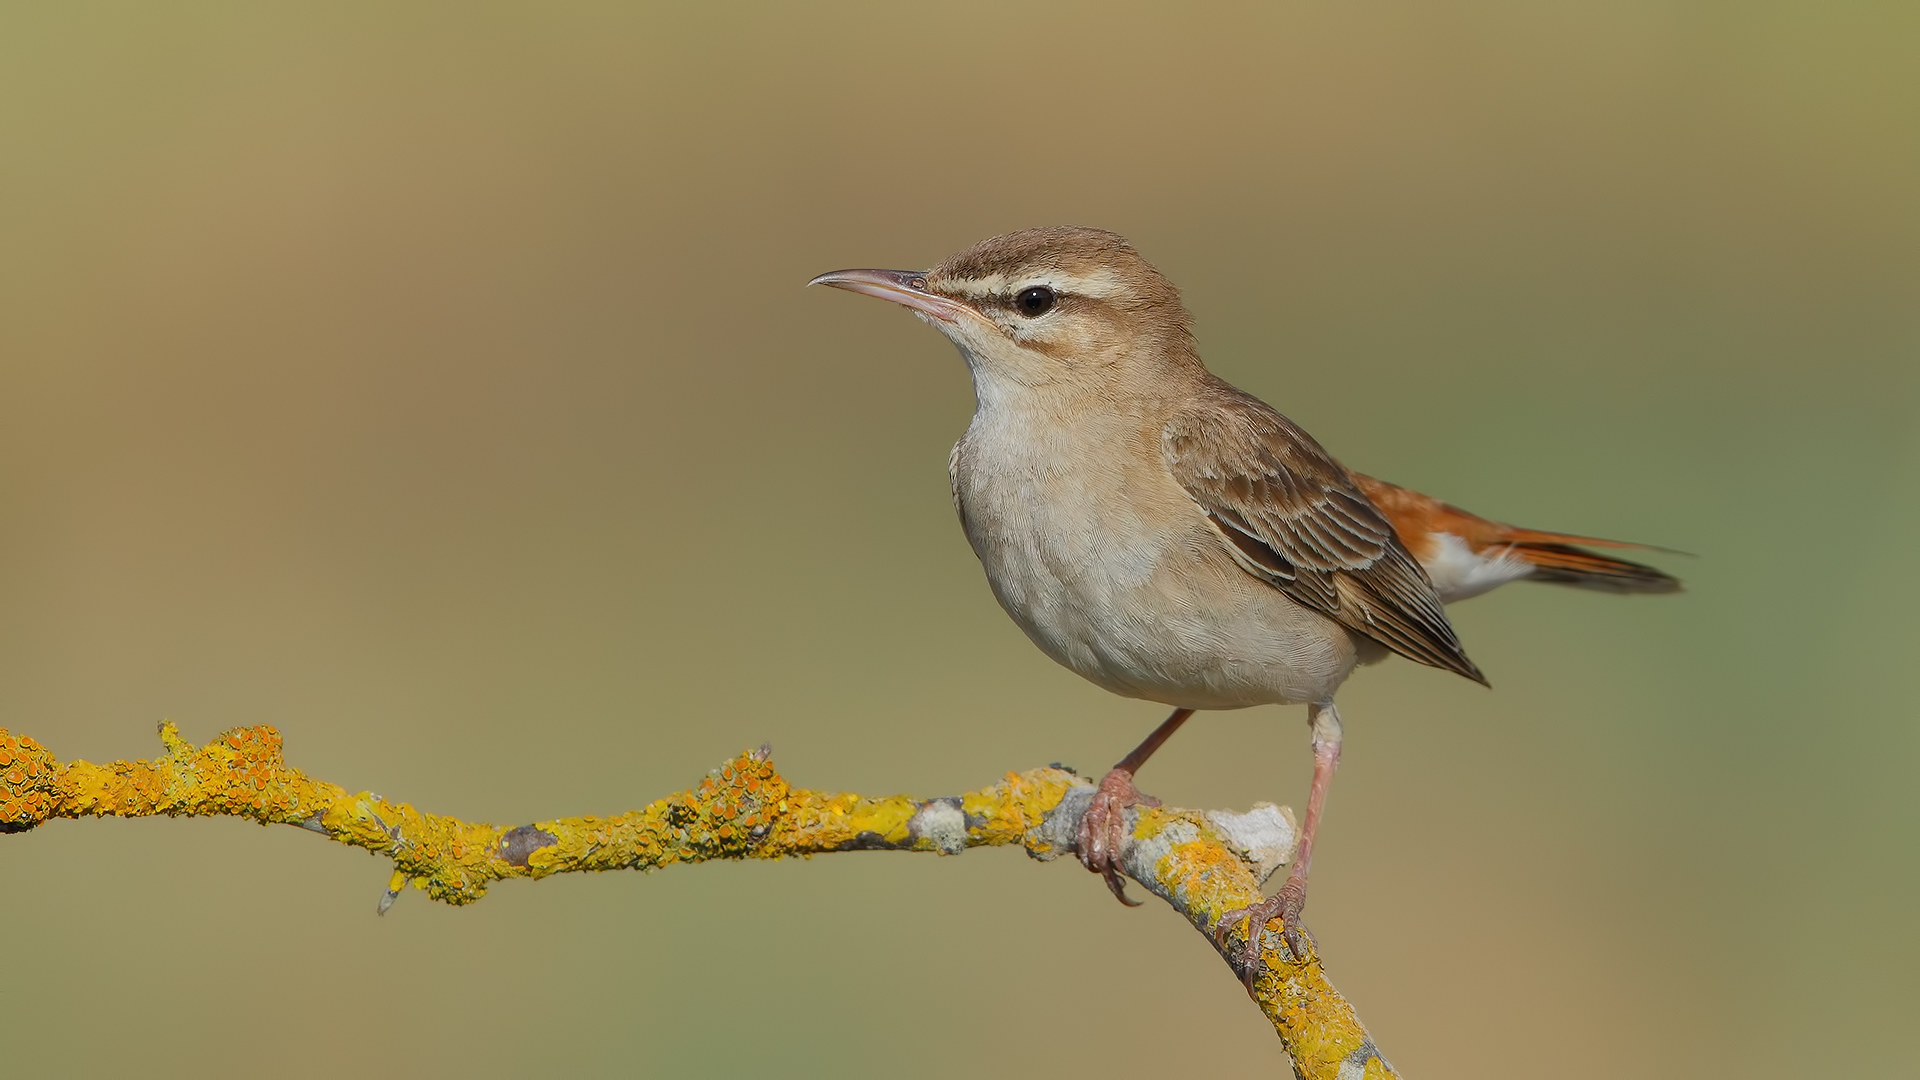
[807,268,969,324]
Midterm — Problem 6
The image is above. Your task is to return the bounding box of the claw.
[1077,768,1160,905]
[1215,881,1310,989]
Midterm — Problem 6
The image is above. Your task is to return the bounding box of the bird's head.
[810,226,1200,404]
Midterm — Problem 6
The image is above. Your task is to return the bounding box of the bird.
[809,226,1678,978]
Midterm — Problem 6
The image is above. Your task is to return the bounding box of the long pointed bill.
[807,268,969,323]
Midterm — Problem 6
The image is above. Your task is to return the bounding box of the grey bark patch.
[499,825,558,867]
[838,830,894,851]
[909,797,968,854]
[1204,803,1296,885]
[1117,817,1199,906]
[1338,1040,1389,1080]
[1030,782,1094,860]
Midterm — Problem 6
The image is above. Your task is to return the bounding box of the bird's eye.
[1015,286,1056,317]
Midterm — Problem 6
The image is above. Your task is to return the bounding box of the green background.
[3,3,1914,1076]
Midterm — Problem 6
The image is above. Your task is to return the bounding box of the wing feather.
[1163,382,1487,685]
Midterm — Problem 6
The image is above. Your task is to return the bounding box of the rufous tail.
[1352,472,1684,595]
[1499,539,1682,594]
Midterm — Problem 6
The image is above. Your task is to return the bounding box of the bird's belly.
[960,473,1357,710]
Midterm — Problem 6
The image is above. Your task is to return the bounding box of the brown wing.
[1163,383,1487,685]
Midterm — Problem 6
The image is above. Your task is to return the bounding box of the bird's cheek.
[939,319,1009,358]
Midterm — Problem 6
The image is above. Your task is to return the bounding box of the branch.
[0,723,1397,1079]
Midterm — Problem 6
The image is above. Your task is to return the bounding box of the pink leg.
[1216,701,1343,984]
[1078,708,1194,904]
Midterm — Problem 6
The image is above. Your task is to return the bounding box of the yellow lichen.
[0,723,1395,1079]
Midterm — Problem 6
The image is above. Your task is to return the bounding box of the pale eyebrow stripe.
[940,267,1126,301]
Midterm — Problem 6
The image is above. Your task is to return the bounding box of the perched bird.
[810,227,1677,976]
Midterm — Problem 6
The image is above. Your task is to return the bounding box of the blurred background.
[2,2,1914,1076]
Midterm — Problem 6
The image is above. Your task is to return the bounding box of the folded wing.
[1163,382,1487,685]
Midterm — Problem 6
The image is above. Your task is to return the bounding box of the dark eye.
[1015,286,1055,317]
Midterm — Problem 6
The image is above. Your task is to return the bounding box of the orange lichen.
[0,731,60,830]
[0,722,1394,1080]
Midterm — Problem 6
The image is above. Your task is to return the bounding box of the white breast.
[950,402,1358,710]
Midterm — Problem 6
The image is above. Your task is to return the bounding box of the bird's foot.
[1077,767,1161,906]
[1214,878,1310,989]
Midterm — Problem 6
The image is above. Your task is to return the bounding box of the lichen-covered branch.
[0,723,1396,1079]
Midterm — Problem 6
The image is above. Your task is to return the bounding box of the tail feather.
[1496,526,1692,557]
[1507,542,1684,595]
[1351,471,1686,598]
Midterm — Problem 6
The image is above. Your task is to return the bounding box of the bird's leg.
[1216,701,1343,984]
[1078,707,1194,905]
